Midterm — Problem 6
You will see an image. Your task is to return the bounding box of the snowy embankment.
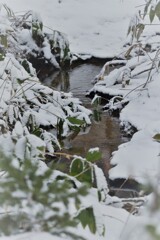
[90,14,160,186]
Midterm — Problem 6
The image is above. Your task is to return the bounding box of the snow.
[86,30,160,185]
[0,232,64,240]
[94,51,160,184]
[1,0,144,58]
[109,129,160,184]
[0,1,160,240]
[94,165,109,201]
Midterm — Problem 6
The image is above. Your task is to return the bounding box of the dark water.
[42,63,101,101]
[42,63,128,178]
[41,62,141,197]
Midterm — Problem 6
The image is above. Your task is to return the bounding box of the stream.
[41,62,140,197]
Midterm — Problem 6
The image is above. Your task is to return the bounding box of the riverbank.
[89,41,160,186]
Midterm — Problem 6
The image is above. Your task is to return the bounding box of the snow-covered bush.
[90,1,160,121]
[0,150,89,238]
[89,4,160,239]
[70,148,109,201]
[0,134,109,238]
[0,4,71,71]
[0,5,105,238]
[126,0,160,53]
[0,53,91,154]
[0,5,89,149]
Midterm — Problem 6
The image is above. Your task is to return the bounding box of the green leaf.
[0,35,7,48]
[32,127,42,137]
[127,25,131,36]
[77,209,88,228]
[37,145,45,152]
[70,158,84,176]
[39,22,43,31]
[126,79,130,85]
[155,1,160,20]
[98,190,102,202]
[92,95,101,107]
[56,175,77,188]
[136,24,145,40]
[101,224,106,237]
[21,59,31,74]
[70,159,93,185]
[86,149,101,163]
[57,118,64,139]
[0,53,5,61]
[93,109,101,122]
[0,47,5,61]
[3,4,15,17]
[143,0,152,19]
[78,164,93,185]
[76,207,97,234]
[16,78,24,85]
[149,7,156,22]
[132,25,136,39]
[146,224,160,240]
[153,133,160,142]
[67,117,85,126]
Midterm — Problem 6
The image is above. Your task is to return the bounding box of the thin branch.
[141,50,160,89]
[123,83,147,99]
[53,152,74,160]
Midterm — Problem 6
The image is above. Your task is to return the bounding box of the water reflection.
[42,70,70,92]
[42,63,128,178]
[63,112,125,178]
[42,64,103,99]
[53,71,70,92]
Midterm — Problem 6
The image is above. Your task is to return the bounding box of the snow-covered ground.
[88,11,160,186]
[1,0,143,58]
[1,1,160,240]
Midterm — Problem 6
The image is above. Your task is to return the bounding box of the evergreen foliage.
[0,151,88,239]
[0,5,99,239]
